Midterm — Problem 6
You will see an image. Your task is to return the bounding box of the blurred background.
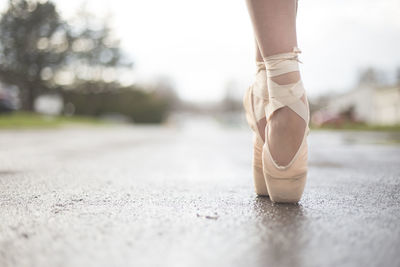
[0,0,399,130]
[1,1,400,266]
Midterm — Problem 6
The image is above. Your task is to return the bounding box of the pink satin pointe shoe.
[243,62,269,196]
[262,47,310,203]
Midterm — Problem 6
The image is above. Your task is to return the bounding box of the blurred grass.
[0,112,106,129]
[311,123,400,132]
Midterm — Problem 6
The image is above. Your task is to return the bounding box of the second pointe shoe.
[262,48,310,203]
[243,62,269,196]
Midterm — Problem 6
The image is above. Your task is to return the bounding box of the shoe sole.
[265,173,307,203]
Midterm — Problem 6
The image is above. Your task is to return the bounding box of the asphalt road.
[1,120,400,267]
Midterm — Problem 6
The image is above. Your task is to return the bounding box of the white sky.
[1,0,400,102]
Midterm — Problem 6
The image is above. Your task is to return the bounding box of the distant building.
[34,94,63,115]
[313,84,400,126]
[373,86,400,125]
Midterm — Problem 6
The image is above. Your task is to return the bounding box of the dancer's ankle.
[271,71,300,85]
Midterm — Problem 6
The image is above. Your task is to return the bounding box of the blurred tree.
[222,80,242,112]
[396,67,400,85]
[0,0,130,111]
[63,82,169,123]
[152,76,180,111]
[357,67,383,86]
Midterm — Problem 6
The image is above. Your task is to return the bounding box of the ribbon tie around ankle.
[265,48,302,78]
[263,48,309,124]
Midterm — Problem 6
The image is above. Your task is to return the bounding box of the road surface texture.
[1,120,400,267]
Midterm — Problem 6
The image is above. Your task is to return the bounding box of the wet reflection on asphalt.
[0,120,399,267]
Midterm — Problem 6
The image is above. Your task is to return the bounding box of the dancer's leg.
[246,0,306,166]
[255,39,263,62]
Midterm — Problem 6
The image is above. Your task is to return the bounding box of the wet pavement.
[1,120,400,267]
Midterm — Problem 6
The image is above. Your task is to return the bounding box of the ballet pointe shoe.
[243,62,269,196]
[262,47,310,203]
[252,134,267,196]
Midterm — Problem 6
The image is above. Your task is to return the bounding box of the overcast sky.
[1,0,400,102]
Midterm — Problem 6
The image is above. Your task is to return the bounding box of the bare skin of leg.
[255,39,263,62]
[246,0,306,166]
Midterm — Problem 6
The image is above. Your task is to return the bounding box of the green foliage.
[0,0,173,123]
[0,0,129,110]
[0,112,105,128]
[62,83,169,123]
[311,122,400,132]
